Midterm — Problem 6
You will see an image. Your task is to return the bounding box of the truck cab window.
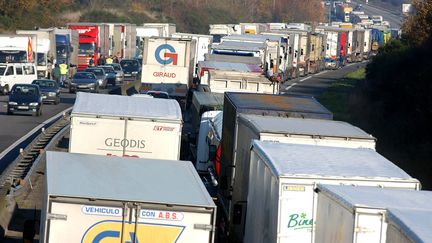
[15,66,23,75]
[5,66,13,75]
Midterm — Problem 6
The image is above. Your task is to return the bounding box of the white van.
[0,63,37,94]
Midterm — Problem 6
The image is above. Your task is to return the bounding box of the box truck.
[386,208,432,243]
[244,140,420,243]
[227,115,376,240]
[190,91,224,136]
[201,69,278,94]
[218,92,333,239]
[209,24,241,43]
[141,37,196,100]
[40,151,217,243]
[171,33,213,76]
[107,23,137,59]
[69,92,182,160]
[315,185,430,243]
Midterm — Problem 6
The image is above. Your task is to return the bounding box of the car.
[145,90,171,99]
[69,72,99,93]
[120,59,141,81]
[105,63,124,84]
[85,67,108,88]
[32,79,60,105]
[98,65,117,86]
[7,84,43,116]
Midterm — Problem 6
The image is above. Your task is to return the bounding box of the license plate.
[17,106,29,109]
[79,85,88,88]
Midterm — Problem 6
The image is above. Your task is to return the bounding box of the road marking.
[299,76,312,82]
[315,70,328,76]
[285,83,297,91]
[0,107,73,161]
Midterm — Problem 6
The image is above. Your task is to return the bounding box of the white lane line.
[299,76,312,82]
[285,82,298,91]
[315,70,328,76]
[0,107,73,160]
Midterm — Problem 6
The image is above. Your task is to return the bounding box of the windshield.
[120,60,139,71]
[74,72,95,79]
[0,50,27,63]
[101,67,115,73]
[57,45,67,59]
[37,53,46,66]
[87,69,104,76]
[32,80,58,88]
[78,43,96,55]
[0,66,6,75]
[12,85,38,95]
[109,64,122,71]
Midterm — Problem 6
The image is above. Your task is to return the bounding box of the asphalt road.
[0,91,75,153]
[281,62,367,97]
[352,0,404,28]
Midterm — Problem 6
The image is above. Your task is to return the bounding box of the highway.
[352,0,404,28]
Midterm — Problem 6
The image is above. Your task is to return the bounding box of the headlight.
[71,82,77,86]
[29,102,39,106]
[48,92,57,96]
[8,102,17,105]
[98,79,103,84]
[132,71,138,75]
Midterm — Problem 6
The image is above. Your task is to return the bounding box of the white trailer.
[107,23,137,58]
[40,151,217,243]
[141,37,196,99]
[171,32,213,76]
[386,208,432,243]
[196,111,222,172]
[229,115,376,240]
[69,92,182,160]
[208,24,241,43]
[244,140,420,243]
[316,185,430,243]
[0,34,38,64]
[363,29,372,59]
[239,23,269,35]
[201,69,278,94]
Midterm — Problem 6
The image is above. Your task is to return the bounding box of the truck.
[244,140,420,243]
[209,24,241,43]
[16,29,55,78]
[197,60,262,80]
[226,115,376,241]
[386,208,432,243]
[107,23,137,59]
[200,69,278,94]
[67,23,110,71]
[195,110,222,172]
[53,28,79,77]
[171,33,213,76]
[136,23,176,57]
[140,37,196,100]
[69,92,183,160]
[0,34,37,64]
[190,91,224,139]
[318,26,349,68]
[308,32,326,73]
[239,23,269,35]
[218,92,333,240]
[315,185,429,243]
[40,151,217,243]
[336,4,353,22]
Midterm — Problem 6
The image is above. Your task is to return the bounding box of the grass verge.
[318,68,365,122]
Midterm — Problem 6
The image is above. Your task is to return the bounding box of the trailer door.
[132,205,215,243]
[46,200,129,243]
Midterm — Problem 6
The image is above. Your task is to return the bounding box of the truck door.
[132,204,215,243]
[46,200,129,243]
[124,119,181,160]
[69,116,126,157]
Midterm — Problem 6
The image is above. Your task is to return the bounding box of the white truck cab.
[0,63,37,94]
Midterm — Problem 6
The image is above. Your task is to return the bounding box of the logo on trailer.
[155,44,178,65]
[81,220,184,243]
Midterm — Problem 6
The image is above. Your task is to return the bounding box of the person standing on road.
[106,55,113,64]
[52,64,60,83]
[97,55,105,66]
[59,61,68,87]
[88,55,95,67]
[113,55,119,63]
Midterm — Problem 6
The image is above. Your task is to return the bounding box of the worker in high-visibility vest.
[105,55,113,64]
[59,61,68,87]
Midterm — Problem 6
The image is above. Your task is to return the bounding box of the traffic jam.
[0,4,431,243]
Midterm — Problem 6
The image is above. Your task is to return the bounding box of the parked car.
[120,59,141,81]
[7,84,43,116]
[69,72,99,93]
[32,79,60,105]
[105,63,124,84]
[85,67,107,88]
[98,65,117,86]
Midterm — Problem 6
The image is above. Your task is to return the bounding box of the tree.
[401,0,432,46]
